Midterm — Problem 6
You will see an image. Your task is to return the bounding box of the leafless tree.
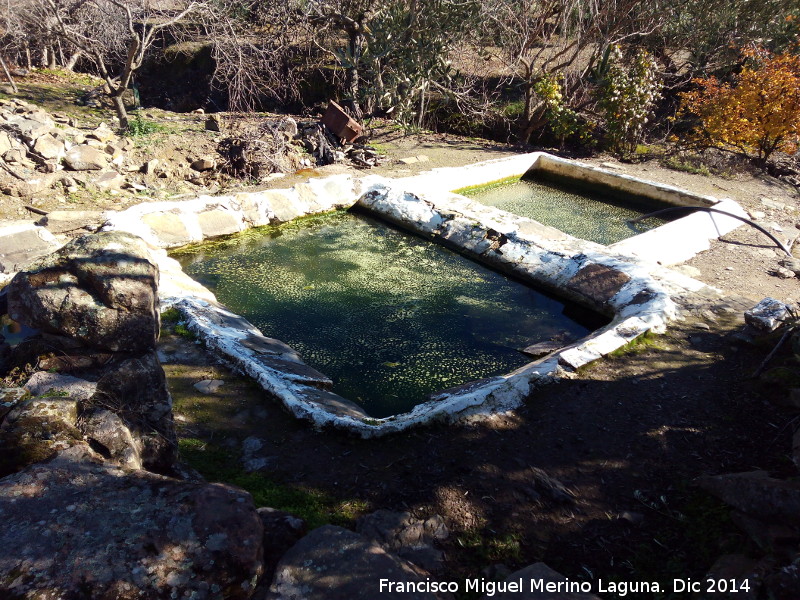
[206,0,312,112]
[24,0,202,128]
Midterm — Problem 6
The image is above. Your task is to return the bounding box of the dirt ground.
[4,71,800,597]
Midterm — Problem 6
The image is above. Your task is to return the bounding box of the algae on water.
[173,211,596,417]
[462,177,667,245]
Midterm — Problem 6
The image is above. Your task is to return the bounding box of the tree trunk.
[65,51,82,72]
[0,56,18,93]
[47,46,57,69]
[344,31,365,119]
[112,93,129,129]
[23,42,32,70]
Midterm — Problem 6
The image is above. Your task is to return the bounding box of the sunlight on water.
[464,177,668,245]
[173,211,600,417]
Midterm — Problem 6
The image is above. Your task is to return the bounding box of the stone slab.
[0,221,61,274]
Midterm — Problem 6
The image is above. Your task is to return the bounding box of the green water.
[463,177,668,245]
[173,211,598,417]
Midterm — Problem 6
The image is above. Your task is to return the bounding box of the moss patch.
[452,175,523,196]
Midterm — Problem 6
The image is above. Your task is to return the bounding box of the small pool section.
[173,211,598,417]
[461,175,670,245]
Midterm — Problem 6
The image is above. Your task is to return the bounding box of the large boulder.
[81,408,143,470]
[90,350,177,472]
[64,144,108,170]
[697,471,800,526]
[267,525,439,600]
[6,231,160,353]
[0,448,265,599]
[356,510,449,572]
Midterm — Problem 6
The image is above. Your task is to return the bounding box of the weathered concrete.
[0,221,61,278]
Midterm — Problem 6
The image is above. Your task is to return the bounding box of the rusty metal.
[320,100,363,142]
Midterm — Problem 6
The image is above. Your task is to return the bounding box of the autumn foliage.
[680,46,800,166]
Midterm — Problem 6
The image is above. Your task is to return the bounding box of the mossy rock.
[0,398,83,477]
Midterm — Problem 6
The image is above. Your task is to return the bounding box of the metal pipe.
[627,206,793,257]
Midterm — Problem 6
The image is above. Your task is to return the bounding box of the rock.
[779,258,800,276]
[618,510,645,526]
[64,144,108,171]
[6,231,159,353]
[761,198,787,211]
[87,123,116,143]
[278,117,298,138]
[0,451,264,599]
[142,158,159,174]
[705,554,765,600]
[36,209,106,234]
[697,471,800,526]
[264,190,304,222]
[782,389,800,409]
[765,562,800,600]
[242,436,262,455]
[241,435,273,472]
[356,510,449,572]
[0,387,26,421]
[6,114,54,142]
[3,147,25,163]
[268,525,438,600]
[0,397,82,477]
[567,263,631,307]
[730,511,800,555]
[520,340,565,358]
[205,114,222,131]
[770,267,796,279]
[0,130,14,154]
[104,142,122,156]
[191,157,216,171]
[745,298,795,332]
[81,408,142,470]
[0,221,61,274]
[24,371,97,402]
[257,507,307,579]
[94,170,125,190]
[32,133,65,160]
[482,562,601,599]
[194,379,225,394]
[91,350,177,472]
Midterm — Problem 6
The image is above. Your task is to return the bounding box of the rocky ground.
[1,68,800,599]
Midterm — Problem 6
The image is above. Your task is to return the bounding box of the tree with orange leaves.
[680,46,800,167]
